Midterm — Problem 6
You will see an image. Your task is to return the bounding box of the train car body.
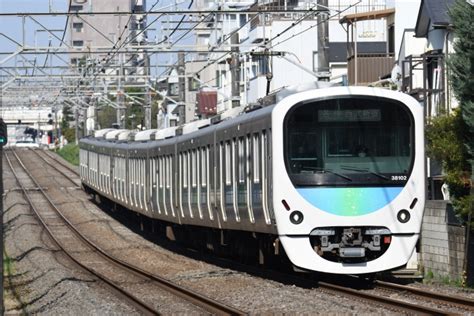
[80,86,425,274]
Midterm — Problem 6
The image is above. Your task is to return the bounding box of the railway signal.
[0,118,8,147]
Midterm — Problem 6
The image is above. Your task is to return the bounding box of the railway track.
[30,148,80,184]
[28,149,474,315]
[7,148,245,315]
[41,149,80,176]
[373,280,474,312]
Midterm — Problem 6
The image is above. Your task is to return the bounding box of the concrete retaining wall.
[420,200,467,281]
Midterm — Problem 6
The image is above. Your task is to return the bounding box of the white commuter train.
[80,85,425,274]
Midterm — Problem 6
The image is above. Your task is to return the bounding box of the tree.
[61,103,76,143]
[446,0,474,222]
[449,0,474,159]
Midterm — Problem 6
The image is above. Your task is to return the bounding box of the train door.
[251,132,268,224]
[231,138,240,222]
[138,157,142,209]
[261,131,272,224]
[148,154,155,213]
[179,152,188,218]
[165,155,175,217]
[246,134,255,223]
[108,154,112,196]
[218,141,227,222]
[117,157,122,202]
[199,146,211,220]
[111,154,116,199]
[129,158,134,207]
[138,157,143,210]
[224,140,233,220]
[158,156,166,215]
[264,129,274,222]
[142,156,147,212]
[237,136,248,223]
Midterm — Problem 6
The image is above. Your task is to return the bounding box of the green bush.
[426,109,472,222]
[56,144,79,166]
[62,128,76,144]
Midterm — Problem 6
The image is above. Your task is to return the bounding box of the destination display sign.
[318,109,381,122]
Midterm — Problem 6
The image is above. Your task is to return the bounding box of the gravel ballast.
[4,150,473,314]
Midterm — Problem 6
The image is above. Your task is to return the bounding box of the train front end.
[272,87,425,274]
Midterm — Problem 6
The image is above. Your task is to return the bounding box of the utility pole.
[230,33,241,108]
[177,51,186,125]
[54,104,59,140]
[317,0,330,81]
[75,106,79,144]
[144,53,152,130]
[0,117,8,316]
[145,84,152,130]
[117,53,125,129]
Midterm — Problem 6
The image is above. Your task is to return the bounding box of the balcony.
[347,53,394,86]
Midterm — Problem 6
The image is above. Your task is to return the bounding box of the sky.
[0,0,69,67]
[0,0,190,73]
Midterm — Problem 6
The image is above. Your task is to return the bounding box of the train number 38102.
[391,175,407,181]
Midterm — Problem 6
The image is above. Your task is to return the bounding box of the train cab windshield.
[284,96,414,187]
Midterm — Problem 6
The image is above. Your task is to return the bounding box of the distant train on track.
[80,85,425,274]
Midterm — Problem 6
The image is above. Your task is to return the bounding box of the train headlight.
[397,209,410,223]
[289,211,304,225]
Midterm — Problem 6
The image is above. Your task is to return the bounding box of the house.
[404,0,457,116]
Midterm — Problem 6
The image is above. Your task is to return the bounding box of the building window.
[188,77,200,91]
[70,5,83,11]
[216,70,221,88]
[72,40,84,47]
[312,51,318,72]
[73,22,84,32]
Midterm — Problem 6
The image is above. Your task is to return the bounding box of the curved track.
[374,280,474,312]
[7,148,245,315]
[31,149,474,315]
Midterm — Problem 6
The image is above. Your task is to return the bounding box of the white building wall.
[328,0,388,42]
[397,29,425,90]
[241,19,319,104]
[392,0,421,60]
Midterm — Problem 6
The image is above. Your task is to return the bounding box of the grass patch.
[4,253,14,276]
[56,144,79,166]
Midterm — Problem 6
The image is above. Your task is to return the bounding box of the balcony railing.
[347,53,394,86]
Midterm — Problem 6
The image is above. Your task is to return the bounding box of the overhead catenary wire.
[191,2,360,90]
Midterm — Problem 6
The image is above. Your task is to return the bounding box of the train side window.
[159,157,163,188]
[201,147,207,187]
[166,155,170,189]
[192,149,197,188]
[238,137,245,183]
[183,152,188,188]
[225,140,231,185]
[246,134,252,178]
[253,133,260,183]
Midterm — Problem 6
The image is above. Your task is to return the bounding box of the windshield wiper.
[340,165,389,180]
[301,166,352,181]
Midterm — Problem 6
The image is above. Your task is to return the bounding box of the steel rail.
[375,280,474,311]
[28,149,79,186]
[9,149,245,316]
[39,149,459,315]
[153,242,454,315]
[4,150,159,316]
[317,281,449,315]
[42,150,459,315]
[41,150,80,176]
